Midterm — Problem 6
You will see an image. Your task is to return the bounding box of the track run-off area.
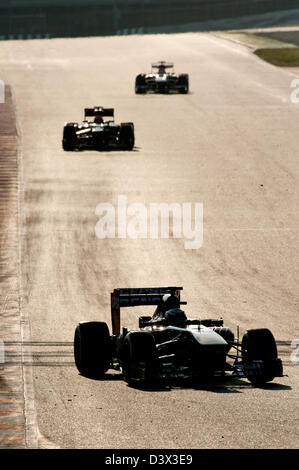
[0,32,298,448]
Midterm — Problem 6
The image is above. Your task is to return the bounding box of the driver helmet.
[164,308,187,328]
[161,294,180,313]
[94,116,103,124]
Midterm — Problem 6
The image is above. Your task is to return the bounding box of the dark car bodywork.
[135,62,189,94]
[62,107,134,151]
[74,287,283,387]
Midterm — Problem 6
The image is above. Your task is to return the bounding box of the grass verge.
[254,48,299,66]
[213,31,297,49]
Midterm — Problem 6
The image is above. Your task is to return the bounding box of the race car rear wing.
[111,286,185,335]
[151,61,174,69]
[84,106,114,117]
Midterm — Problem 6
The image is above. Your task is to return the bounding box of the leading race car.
[62,106,134,151]
[74,287,283,388]
[135,61,189,94]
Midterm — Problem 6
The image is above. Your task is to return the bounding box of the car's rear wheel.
[135,74,146,94]
[178,74,189,94]
[74,321,111,378]
[241,328,280,385]
[121,331,157,386]
[62,124,77,151]
[120,124,135,150]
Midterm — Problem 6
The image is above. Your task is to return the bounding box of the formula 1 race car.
[135,61,189,94]
[74,287,283,387]
[62,106,134,151]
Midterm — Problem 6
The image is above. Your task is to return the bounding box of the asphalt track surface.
[0,32,298,449]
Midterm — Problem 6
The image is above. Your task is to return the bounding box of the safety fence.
[0,0,298,39]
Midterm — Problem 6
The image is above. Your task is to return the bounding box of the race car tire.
[135,74,146,94]
[74,321,111,378]
[120,124,135,150]
[178,74,189,94]
[241,328,279,385]
[62,124,77,151]
[121,331,158,386]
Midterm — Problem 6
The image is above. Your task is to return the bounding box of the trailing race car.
[62,106,134,151]
[74,287,283,387]
[135,61,189,94]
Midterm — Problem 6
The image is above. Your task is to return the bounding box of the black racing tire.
[135,74,146,94]
[178,74,189,94]
[74,321,111,378]
[121,331,157,386]
[62,124,77,151]
[120,124,135,150]
[241,328,278,385]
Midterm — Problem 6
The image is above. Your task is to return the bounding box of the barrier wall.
[0,0,298,39]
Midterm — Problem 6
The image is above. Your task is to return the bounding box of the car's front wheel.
[241,328,282,385]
